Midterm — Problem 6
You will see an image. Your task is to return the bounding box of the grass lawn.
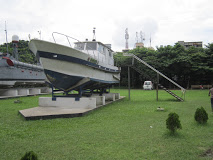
[0,89,213,160]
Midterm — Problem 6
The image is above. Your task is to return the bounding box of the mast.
[93,27,96,41]
[4,21,8,53]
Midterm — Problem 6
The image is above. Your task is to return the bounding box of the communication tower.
[140,31,145,43]
[125,28,129,49]
[135,32,139,43]
[148,33,154,50]
[122,28,130,52]
[135,30,145,48]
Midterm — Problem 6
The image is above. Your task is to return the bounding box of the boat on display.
[28,30,120,95]
[0,35,46,88]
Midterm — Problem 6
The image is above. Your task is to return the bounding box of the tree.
[166,112,182,133]
[0,40,36,64]
[114,43,213,88]
[21,151,38,160]
[194,107,208,124]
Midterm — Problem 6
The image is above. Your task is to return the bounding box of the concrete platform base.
[0,87,52,99]
[19,93,125,120]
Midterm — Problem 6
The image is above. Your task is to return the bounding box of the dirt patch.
[200,149,213,158]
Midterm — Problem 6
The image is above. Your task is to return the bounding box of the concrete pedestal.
[39,97,96,109]
[92,96,105,106]
[103,93,115,101]
[17,89,29,96]
[29,88,41,95]
[114,93,120,100]
[0,87,51,99]
[0,89,18,96]
[41,87,52,93]
[19,93,125,120]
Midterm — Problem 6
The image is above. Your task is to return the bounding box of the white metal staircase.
[124,53,186,101]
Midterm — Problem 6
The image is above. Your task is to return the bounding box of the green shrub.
[194,107,208,124]
[20,151,38,160]
[166,112,182,133]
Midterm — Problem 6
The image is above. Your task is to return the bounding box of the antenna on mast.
[140,31,145,43]
[92,27,96,41]
[125,28,129,49]
[4,21,8,53]
[38,31,41,39]
[150,33,152,47]
[135,32,139,43]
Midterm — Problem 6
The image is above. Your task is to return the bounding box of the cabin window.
[109,50,112,57]
[105,49,109,56]
[74,43,85,50]
[103,47,105,54]
[98,44,106,55]
[86,42,97,50]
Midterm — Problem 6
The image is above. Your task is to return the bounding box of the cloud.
[1,0,213,51]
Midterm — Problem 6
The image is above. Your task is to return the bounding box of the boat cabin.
[74,41,114,66]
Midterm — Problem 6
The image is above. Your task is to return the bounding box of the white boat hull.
[29,39,120,91]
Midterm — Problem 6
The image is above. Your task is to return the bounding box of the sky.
[0,0,213,51]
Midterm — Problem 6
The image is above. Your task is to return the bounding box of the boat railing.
[52,32,80,47]
[52,32,96,60]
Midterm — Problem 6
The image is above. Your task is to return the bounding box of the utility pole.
[156,73,159,101]
[128,66,131,100]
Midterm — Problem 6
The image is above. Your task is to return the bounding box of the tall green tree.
[114,43,213,88]
[0,40,36,64]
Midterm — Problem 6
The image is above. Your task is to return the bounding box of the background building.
[135,42,144,48]
[178,41,202,49]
